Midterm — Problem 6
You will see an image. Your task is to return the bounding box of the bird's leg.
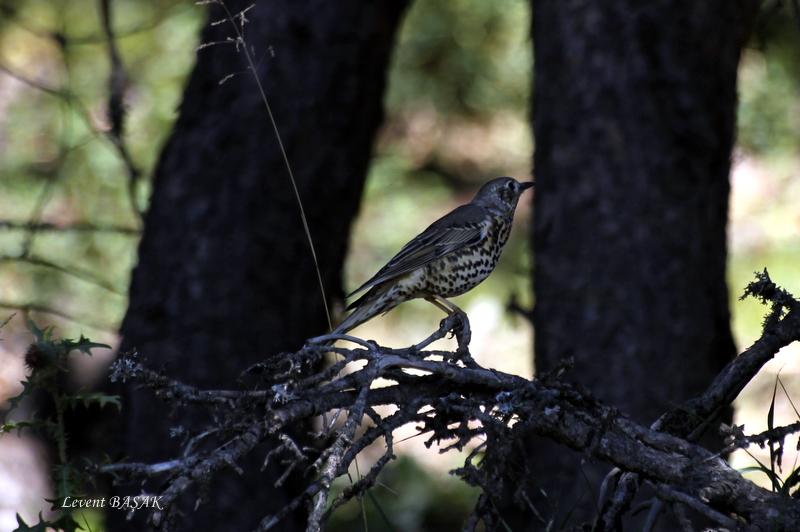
[424,296,465,335]
[424,296,472,358]
[425,294,470,338]
[424,295,463,315]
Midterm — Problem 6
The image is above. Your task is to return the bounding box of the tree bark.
[111,1,408,530]
[511,0,760,528]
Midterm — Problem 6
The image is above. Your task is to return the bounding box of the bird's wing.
[347,204,490,297]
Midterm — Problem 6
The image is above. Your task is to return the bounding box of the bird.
[330,177,534,338]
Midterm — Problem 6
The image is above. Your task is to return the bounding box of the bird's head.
[473,177,534,212]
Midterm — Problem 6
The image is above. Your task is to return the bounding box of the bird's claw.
[439,311,472,352]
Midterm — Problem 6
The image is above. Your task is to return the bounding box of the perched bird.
[331,177,533,337]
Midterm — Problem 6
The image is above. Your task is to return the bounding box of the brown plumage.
[330,177,533,338]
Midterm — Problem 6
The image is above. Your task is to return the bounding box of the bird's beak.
[521,182,535,191]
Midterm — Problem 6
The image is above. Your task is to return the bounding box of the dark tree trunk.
[110,1,408,530]
[493,1,759,529]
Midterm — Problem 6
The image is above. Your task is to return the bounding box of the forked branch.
[102,271,800,532]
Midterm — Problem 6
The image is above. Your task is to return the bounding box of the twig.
[652,483,752,532]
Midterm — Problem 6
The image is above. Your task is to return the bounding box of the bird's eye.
[506,181,515,190]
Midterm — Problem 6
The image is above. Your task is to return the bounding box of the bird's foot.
[439,311,474,364]
[441,310,470,341]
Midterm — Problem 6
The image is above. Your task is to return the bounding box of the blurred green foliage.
[387,0,530,117]
[376,0,532,185]
[740,1,800,157]
[0,0,204,335]
[732,2,800,348]
[327,455,483,532]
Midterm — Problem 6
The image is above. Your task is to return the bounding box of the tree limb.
[102,271,800,531]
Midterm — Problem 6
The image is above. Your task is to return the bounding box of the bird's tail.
[328,285,400,339]
[330,292,377,337]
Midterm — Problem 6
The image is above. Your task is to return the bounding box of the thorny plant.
[0,0,142,333]
[96,271,800,532]
[0,316,116,532]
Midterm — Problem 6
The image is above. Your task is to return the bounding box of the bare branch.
[102,272,800,531]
